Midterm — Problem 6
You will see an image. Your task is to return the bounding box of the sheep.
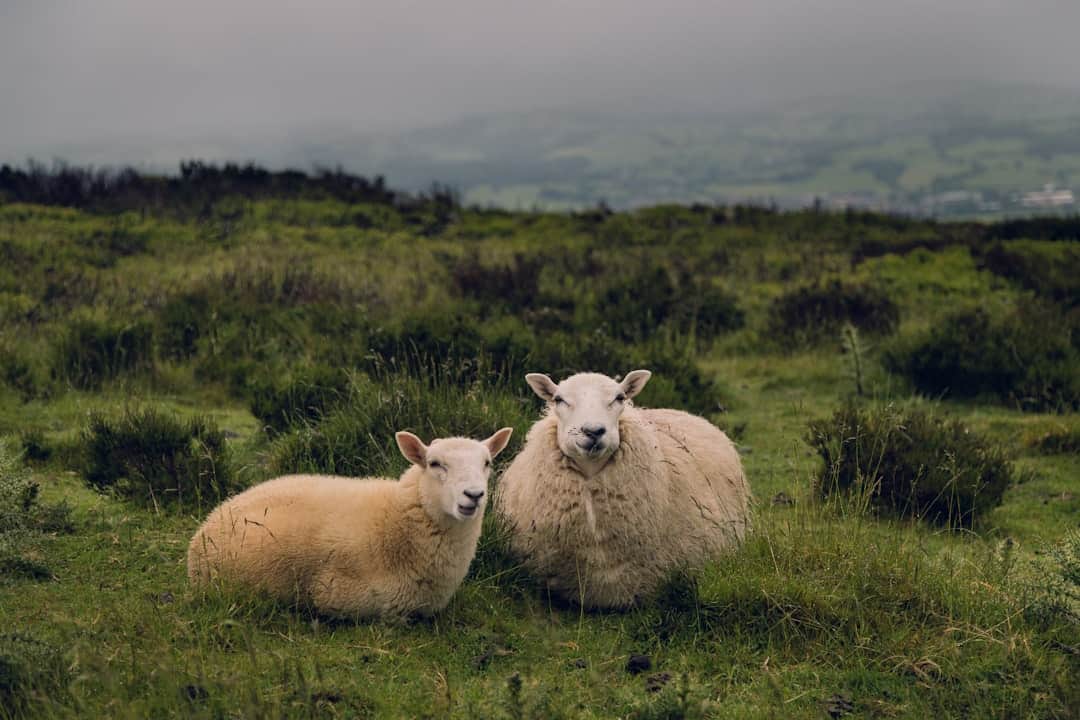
[187,427,514,620]
[495,370,749,609]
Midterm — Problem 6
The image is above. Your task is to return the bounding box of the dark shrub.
[18,430,52,464]
[79,408,235,511]
[52,318,154,389]
[767,280,900,348]
[1027,426,1080,455]
[365,309,534,382]
[885,301,1079,412]
[596,268,743,342]
[0,447,72,579]
[249,364,351,435]
[978,241,1080,309]
[269,371,532,479]
[366,310,483,368]
[525,328,625,380]
[158,292,212,360]
[629,336,733,416]
[451,252,544,312]
[808,403,1013,527]
[77,225,149,267]
[0,633,69,715]
[0,347,41,402]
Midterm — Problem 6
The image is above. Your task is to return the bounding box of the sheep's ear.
[620,369,652,399]
[525,373,558,402]
[395,431,428,466]
[484,427,514,458]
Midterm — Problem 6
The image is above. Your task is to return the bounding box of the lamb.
[495,370,750,609]
[187,427,513,620]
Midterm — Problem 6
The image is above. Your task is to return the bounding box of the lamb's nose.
[463,489,485,501]
[582,425,606,439]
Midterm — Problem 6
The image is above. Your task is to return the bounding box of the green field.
[1,178,1078,718]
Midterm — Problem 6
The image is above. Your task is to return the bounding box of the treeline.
[0,161,459,218]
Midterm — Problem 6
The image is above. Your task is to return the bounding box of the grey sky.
[3,0,1079,162]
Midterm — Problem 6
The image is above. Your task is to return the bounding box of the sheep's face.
[396,428,513,522]
[526,370,651,475]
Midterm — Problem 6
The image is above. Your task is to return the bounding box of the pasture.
[0,172,1077,718]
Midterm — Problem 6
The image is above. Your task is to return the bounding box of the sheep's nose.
[463,489,485,501]
[582,425,606,439]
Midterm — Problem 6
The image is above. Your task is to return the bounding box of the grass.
[1,185,1078,717]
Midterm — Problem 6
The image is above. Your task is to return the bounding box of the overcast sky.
[3,0,1080,163]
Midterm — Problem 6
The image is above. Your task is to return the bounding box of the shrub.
[365,309,534,382]
[269,371,533,479]
[18,430,52,464]
[1026,426,1080,455]
[77,225,149,267]
[0,446,71,580]
[629,336,733,416]
[157,292,211,360]
[52,318,154,389]
[79,408,235,511]
[524,328,625,381]
[0,633,69,715]
[807,403,1013,527]
[766,280,899,348]
[0,346,42,402]
[596,267,743,342]
[979,242,1080,308]
[249,364,351,435]
[885,301,1080,412]
[450,252,544,312]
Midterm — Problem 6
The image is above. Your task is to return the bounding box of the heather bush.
[596,267,744,342]
[767,280,899,348]
[808,403,1013,526]
[0,447,72,580]
[79,408,235,511]
[268,370,532,479]
[885,301,1079,411]
[52,318,155,389]
[157,292,211,360]
[979,241,1080,308]
[248,364,351,435]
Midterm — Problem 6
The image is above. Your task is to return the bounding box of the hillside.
[0,169,1077,718]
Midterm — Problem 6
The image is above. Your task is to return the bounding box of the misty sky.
[3,0,1080,163]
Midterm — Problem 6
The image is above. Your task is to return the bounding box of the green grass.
[1,194,1078,718]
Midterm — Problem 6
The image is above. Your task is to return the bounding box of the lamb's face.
[396,429,514,522]
[525,370,651,475]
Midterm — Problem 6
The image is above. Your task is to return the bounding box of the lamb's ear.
[395,431,428,466]
[525,373,558,402]
[620,369,652,399]
[484,427,514,458]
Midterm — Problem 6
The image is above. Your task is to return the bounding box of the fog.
[2,0,1079,164]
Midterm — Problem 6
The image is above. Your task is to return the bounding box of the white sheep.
[496,370,749,609]
[187,427,513,620]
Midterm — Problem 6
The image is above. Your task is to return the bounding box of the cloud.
[2,0,1079,161]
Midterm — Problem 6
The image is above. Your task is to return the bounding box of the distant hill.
[294,82,1080,216]
[10,82,1080,216]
